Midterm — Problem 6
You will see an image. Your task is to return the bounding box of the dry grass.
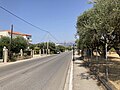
[85,52,120,90]
[107,52,120,90]
[108,52,120,61]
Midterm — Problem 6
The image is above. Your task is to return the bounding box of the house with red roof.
[0,30,32,42]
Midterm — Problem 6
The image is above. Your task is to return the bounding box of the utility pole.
[46,33,49,54]
[9,24,13,60]
[73,44,75,61]
[47,41,49,54]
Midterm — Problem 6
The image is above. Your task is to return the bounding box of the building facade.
[0,30,32,42]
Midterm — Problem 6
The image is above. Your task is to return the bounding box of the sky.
[0,0,93,43]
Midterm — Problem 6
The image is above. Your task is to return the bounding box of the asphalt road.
[0,52,72,90]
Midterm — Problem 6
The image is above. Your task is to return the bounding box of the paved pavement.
[0,54,51,67]
[0,52,72,90]
[73,55,103,90]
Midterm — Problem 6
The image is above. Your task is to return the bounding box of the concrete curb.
[64,58,73,90]
[69,60,73,90]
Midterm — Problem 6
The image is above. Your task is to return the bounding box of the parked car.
[56,51,60,54]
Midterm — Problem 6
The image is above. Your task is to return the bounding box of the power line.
[0,5,59,42]
[40,33,48,42]
[48,32,59,42]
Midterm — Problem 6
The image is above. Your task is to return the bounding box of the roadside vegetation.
[76,0,120,58]
[76,0,120,89]
[0,36,72,61]
[0,36,30,61]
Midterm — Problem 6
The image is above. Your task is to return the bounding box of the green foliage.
[0,36,69,58]
[0,36,28,58]
[57,45,65,52]
[29,42,66,54]
[110,48,115,52]
[12,36,28,53]
[76,0,120,57]
[29,44,36,50]
[32,42,57,54]
[0,36,10,48]
[37,42,56,51]
[66,46,72,51]
[0,37,10,58]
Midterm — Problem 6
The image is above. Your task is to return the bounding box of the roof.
[0,30,31,36]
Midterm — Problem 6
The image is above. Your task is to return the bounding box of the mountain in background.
[56,41,74,46]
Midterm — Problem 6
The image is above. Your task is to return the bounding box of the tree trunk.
[101,45,106,59]
[81,48,84,57]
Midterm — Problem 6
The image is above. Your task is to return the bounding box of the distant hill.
[56,42,74,46]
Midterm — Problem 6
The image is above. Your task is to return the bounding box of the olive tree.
[76,0,120,58]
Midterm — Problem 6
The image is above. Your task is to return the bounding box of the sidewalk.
[73,54,103,90]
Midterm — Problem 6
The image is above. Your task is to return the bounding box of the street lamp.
[73,44,75,61]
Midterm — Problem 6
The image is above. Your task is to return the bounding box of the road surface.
[0,52,72,90]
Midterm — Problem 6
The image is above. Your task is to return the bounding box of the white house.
[0,30,32,42]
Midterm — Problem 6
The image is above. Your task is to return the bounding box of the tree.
[0,36,28,59]
[29,44,36,50]
[76,0,120,58]
[66,46,72,51]
[48,42,56,53]
[36,42,56,54]
[12,36,28,53]
[57,45,65,52]
[0,37,10,58]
